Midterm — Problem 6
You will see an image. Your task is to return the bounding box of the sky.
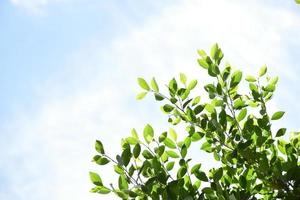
[0,0,300,199]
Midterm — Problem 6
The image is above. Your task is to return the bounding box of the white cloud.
[2,0,300,199]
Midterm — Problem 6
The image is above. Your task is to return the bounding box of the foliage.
[90,44,300,199]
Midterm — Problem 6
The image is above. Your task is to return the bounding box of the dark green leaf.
[276,128,286,137]
[95,140,105,154]
[133,143,141,158]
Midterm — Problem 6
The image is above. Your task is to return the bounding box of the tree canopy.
[89,44,300,199]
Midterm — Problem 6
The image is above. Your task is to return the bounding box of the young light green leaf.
[180,73,187,84]
[137,77,150,91]
[187,80,198,90]
[118,174,128,190]
[166,161,175,171]
[192,96,201,106]
[89,172,103,186]
[151,78,159,92]
[237,108,247,122]
[245,75,256,82]
[143,124,154,144]
[210,43,219,60]
[166,150,179,158]
[259,65,267,77]
[271,111,285,120]
[169,128,177,141]
[136,92,147,100]
[90,186,111,194]
[164,138,176,149]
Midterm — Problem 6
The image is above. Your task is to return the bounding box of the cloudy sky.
[0,0,300,199]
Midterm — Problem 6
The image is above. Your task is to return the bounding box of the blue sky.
[0,0,300,199]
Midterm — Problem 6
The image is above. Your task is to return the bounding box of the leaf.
[296,0,300,4]
[180,73,187,84]
[197,58,209,69]
[191,164,201,174]
[90,186,111,194]
[166,161,175,171]
[192,96,201,106]
[245,75,256,82]
[230,70,242,88]
[210,43,219,60]
[136,92,147,100]
[271,111,285,120]
[125,137,139,145]
[137,78,150,91]
[237,108,247,122]
[169,128,177,141]
[201,141,212,152]
[166,150,180,158]
[143,124,154,144]
[213,168,223,181]
[159,132,167,143]
[276,128,286,137]
[133,143,141,158]
[187,80,198,90]
[118,174,128,190]
[162,104,174,113]
[89,172,103,186]
[164,138,177,149]
[195,171,208,182]
[259,65,267,77]
[121,147,132,166]
[95,140,105,154]
[142,150,153,159]
[94,157,110,165]
[151,78,159,92]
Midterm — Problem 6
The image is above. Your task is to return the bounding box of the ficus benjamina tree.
[89,44,300,200]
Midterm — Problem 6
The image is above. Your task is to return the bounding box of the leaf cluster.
[90,44,300,200]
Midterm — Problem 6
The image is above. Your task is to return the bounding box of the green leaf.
[187,80,198,90]
[192,96,201,106]
[166,161,175,171]
[210,43,219,60]
[136,92,147,100]
[131,128,139,139]
[114,165,124,174]
[151,78,159,92]
[94,156,110,165]
[245,75,256,82]
[166,150,179,158]
[162,104,174,113]
[180,73,187,84]
[296,0,300,4]
[125,137,139,145]
[159,132,167,143]
[213,168,223,181]
[118,174,128,190]
[237,108,247,122]
[121,147,132,166]
[201,141,212,152]
[197,58,209,69]
[164,138,176,149]
[259,65,267,77]
[143,124,154,144]
[239,175,247,189]
[276,128,286,137]
[169,128,177,141]
[137,77,150,91]
[90,186,111,194]
[133,143,141,158]
[95,140,105,154]
[191,164,201,174]
[195,171,208,182]
[230,70,242,88]
[271,111,285,120]
[89,172,103,186]
[142,150,153,159]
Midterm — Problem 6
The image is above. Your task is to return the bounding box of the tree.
[89,44,300,199]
